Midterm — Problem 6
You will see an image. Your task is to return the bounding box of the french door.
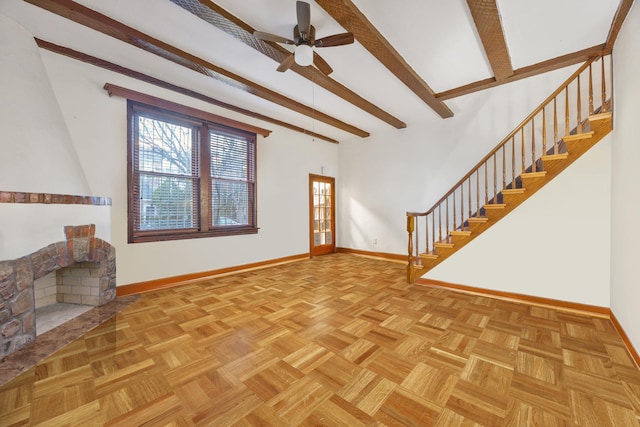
[309,174,336,256]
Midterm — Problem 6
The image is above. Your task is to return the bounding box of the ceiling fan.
[253,1,354,75]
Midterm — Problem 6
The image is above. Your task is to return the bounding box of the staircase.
[406,55,613,283]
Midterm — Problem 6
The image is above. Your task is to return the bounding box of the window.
[128,101,257,243]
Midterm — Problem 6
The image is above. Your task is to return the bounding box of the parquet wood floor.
[1,253,639,426]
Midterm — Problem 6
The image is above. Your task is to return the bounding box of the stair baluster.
[460,182,464,230]
[453,189,457,231]
[425,213,429,256]
[502,144,506,191]
[589,64,594,115]
[542,107,547,155]
[531,118,536,173]
[476,169,480,217]
[438,205,442,242]
[521,128,525,174]
[493,153,498,203]
[445,198,450,239]
[577,75,582,134]
[431,212,435,253]
[554,98,558,155]
[511,136,516,188]
[601,57,606,109]
[484,162,489,205]
[565,87,570,136]
[468,176,472,219]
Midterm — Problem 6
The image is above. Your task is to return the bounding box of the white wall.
[610,2,640,354]
[0,15,89,195]
[39,51,338,286]
[425,136,612,306]
[0,204,111,260]
[337,66,578,255]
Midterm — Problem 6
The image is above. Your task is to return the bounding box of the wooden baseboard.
[336,247,406,263]
[116,253,309,296]
[416,277,610,316]
[417,277,640,369]
[609,310,640,369]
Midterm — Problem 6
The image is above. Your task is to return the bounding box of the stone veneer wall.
[0,224,115,358]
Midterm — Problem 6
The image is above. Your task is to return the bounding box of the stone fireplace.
[0,224,115,358]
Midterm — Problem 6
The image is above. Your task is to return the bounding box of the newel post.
[407,214,415,283]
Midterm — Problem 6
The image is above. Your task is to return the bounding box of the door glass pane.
[313,181,332,247]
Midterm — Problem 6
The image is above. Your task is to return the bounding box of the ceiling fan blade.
[296,1,311,35]
[315,32,355,48]
[276,53,296,72]
[313,51,333,75]
[253,31,294,45]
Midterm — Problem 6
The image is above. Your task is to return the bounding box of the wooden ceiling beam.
[314,0,454,119]
[25,0,369,138]
[466,0,513,80]
[436,44,609,100]
[605,0,635,51]
[35,39,339,144]
[169,0,406,130]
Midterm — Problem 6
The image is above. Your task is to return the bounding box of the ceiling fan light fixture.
[254,1,354,75]
[294,44,313,66]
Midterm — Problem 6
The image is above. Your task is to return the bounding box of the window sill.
[130,226,259,244]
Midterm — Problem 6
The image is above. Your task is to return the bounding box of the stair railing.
[407,54,612,282]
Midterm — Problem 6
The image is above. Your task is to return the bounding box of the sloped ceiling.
[0,0,631,143]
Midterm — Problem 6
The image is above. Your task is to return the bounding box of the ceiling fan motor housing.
[294,24,315,46]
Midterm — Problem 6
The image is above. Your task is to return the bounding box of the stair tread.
[483,203,506,209]
[563,131,595,142]
[468,217,489,223]
[541,153,569,161]
[501,188,526,195]
[588,111,612,121]
[434,242,454,248]
[419,253,438,260]
[521,171,547,178]
[450,230,472,236]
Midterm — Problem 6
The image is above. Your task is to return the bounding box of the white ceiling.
[0,0,622,142]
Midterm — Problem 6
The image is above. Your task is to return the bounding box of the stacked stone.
[0,258,36,358]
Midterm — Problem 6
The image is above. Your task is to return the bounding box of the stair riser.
[483,208,508,221]
[433,246,457,257]
[516,178,548,196]
[500,193,527,206]
[467,220,488,232]
[540,159,568,176]
[449,234,471,245]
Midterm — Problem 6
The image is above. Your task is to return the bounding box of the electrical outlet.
[372,238,377,245]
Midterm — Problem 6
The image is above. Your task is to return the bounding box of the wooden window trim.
[127,99,258,244]
[107,83,271,137]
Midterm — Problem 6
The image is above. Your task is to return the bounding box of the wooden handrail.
[408,56,599,218]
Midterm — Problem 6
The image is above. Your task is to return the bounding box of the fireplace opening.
[33,262,100,335]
